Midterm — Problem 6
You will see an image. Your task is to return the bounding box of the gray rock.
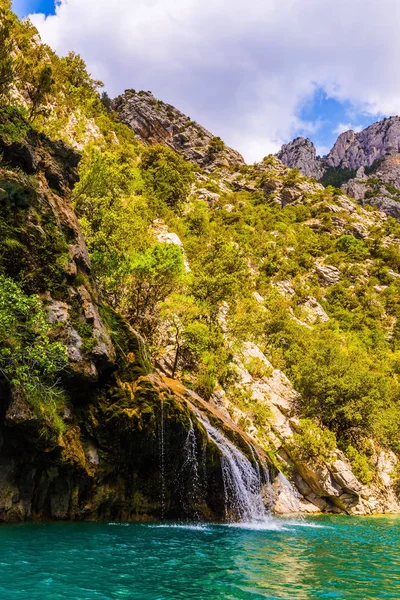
[277,117,400,191]
[326,117,400,170]
[276,137,323,179]
[330,459,363,495]
[314,263,340,286]
[112,90,245,172]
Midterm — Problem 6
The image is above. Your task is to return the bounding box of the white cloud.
[315,145,331,158]
[333,123,363,135]
[29,0,400,162]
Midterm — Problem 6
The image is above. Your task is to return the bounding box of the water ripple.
[0,516,399,599]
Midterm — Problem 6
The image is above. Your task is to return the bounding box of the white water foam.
[225,517,290,531]
[198,417,267,522]
[224,517,328,531]
[151,523,210,531]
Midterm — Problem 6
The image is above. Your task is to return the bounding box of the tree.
[27,65,55,121]
[100,91,112,112]
[160,293,204,378]
[140,144,194,209]
[192,237,248,314]
[287,329,395,440]
[121,243,185,339]
[0,2,15,99]
[73,143,153,305]
[59,51,103,91]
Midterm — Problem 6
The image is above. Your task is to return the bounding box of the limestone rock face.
[0,127,115,379]
[343,152,400,220]
[278,117,400,175]
[324,130,357,169]
[220,341,400,516]
[276,118,400,221]
[276,137,323,179]
[112,90,245,171]
[314,262,340,286]
[326,117,400,169]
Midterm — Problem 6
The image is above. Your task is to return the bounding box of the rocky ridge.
[277,117,400,175]
[277,117,400,222]
[277,137,323,179]
[112,90,245,171]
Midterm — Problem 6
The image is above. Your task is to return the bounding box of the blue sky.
[297,91,380,157]
[12,0,54,18]
[14,0,400,162]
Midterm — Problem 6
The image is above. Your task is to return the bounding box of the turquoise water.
[0,516,399,599]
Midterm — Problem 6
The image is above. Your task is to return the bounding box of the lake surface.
[0,516,399,599]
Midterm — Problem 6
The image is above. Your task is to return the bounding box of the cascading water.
[246,441,262,487]
[179,421,202,517]
[198,416,267,522]
[182,421,201,496]
[159,397,166,519]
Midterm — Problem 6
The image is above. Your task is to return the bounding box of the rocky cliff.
[326,117,400,170]
[112,90,245,171]
[2,3,400,520]
[277,117,400,220]
[278,117,400,174]
[0,114,274,523]
[276,137,323,179]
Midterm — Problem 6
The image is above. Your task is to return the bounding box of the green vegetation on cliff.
[2,0,400,508]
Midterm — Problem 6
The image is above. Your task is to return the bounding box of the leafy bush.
[208,136,225,153]
[335,234,369,260]
[244,356,273,380]
[290,419,337,464]
[345,445,374,485]
[0,274,68,432]
[140,144,194,209]
[0,105,29,143]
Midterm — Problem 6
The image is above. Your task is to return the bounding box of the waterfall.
[198,416,267,522]
[182,422,201,496]
[179,421,202,517]
[159,396,166,519]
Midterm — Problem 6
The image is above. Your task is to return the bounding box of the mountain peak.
[276,136,323,179]
[277,115,400,174]
[112,89,245,171]
[275,115,400,220]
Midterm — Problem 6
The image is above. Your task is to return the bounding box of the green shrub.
[320,167,357,188]
[290,419,337,464]
[0,274,68,433]
[140,144,194,209]
[335,234,369,261]
[345,445,374,485]
[244,356,273,380]
[0,105,29,143]
[208,136,225,153]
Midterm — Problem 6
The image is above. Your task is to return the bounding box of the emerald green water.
[0,516,399,599]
